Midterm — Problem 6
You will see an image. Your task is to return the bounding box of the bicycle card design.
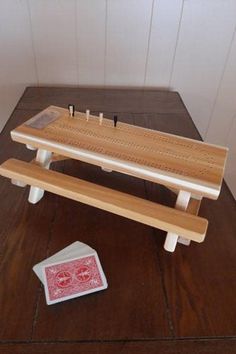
[43,255,107,305]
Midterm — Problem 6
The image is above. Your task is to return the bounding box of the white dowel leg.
[164,190,191,252]
[164,232,179,253]
[28,149,52,204]
[26,144,37,151]
[11,144,39,187]
[101,167,113,172]
[11,179,27,187]
[28,187,45,204]
[178,237,191,246]
[178,195,202,246]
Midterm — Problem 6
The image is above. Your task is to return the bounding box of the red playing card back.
[43,254,107,305]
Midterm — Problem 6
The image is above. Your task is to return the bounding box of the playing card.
[33,241,94,283]
[42,253,108,305]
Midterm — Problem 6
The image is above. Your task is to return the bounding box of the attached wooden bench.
[0,159,208,243]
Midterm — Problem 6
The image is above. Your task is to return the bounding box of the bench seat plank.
[0,159,208,242]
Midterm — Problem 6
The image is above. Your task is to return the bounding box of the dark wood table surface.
[0,87,236,354]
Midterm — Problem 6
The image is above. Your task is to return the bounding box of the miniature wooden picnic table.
[0,105,228,252]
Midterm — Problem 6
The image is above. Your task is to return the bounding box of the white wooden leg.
[178,195,202,246]
[28,149,52,204]
[11,179,27,187]
[26,144,37,151]
[101,167,113,172]
[164,232,179,252]
[11,144,37,187]
[178,237,191,246]
[164,190,191,252]
[28,187,45,204]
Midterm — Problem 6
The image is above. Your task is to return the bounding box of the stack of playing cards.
[33,241,108,305]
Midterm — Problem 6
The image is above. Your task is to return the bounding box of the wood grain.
[0,158,208,242]
[16,87,187,114]
[0,110,64,340]
[1,339,236,354]
[137,112,236,337]
[0,87,235,347]
[11,105,228,199]
[32,114,170,340]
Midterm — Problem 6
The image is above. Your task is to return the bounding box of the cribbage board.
[11,106,228,199]
[0,104,229,252]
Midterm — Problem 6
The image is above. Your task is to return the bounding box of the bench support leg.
[11,179,27,187]
[26,144,37,151]
[11,144,38,187]
[101,167,113,172]
[178,237,191,246]
[178,195,202,246]
[28,149,52,204]
[164,190,191,252]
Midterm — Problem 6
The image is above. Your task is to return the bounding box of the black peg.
[114,115,118,127]
[68,104,75,117]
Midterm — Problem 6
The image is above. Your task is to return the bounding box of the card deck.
[33,241,93,283]
[33,242,108,305]
[43,253,107,305]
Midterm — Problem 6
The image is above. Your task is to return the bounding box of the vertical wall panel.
[225,116,236,197]
[1,0,236,197]
[171,0,236,137]
[205,30,236,145]
[105,0,153,86]
[0,0,36,131]
[29,0,77,85]
[76,0,106,86]
[145,0,183,88]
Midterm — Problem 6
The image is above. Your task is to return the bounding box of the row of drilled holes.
[43,130,210,178]
[48,123,216,168]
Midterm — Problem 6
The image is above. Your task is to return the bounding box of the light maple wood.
[11,106,228,199]
[177,197,202,246]
[165,186,202,215]
[186,197,202,216]
[164,190,191,252]
[0,159,208,242]
[164,189,202,248]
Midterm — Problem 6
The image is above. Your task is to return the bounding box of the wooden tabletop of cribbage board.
[11,105,228,199]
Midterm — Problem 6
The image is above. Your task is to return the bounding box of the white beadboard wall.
[0,0,236,198]
[0,0,36,132]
